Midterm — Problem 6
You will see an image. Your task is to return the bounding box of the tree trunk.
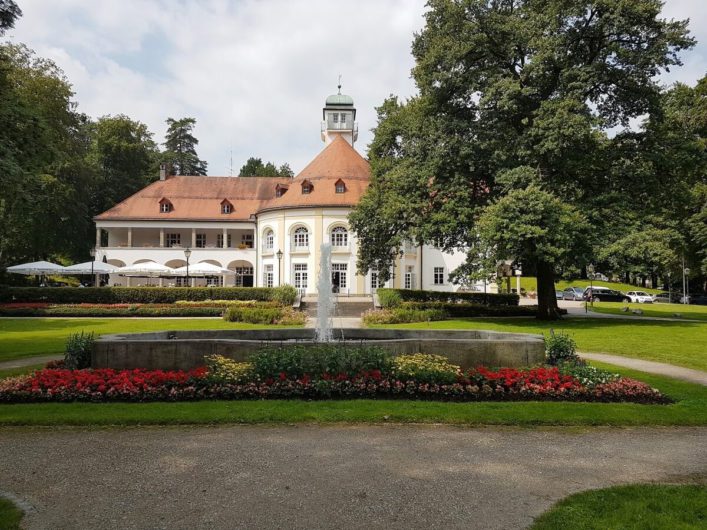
[536,259,561,320]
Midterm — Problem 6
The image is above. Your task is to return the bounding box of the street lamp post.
[184,248,192,288]
[684,267,690,305]
[89,247,96,287]
[276,249,283,286]
[586,263,595,313]
[514,265,522,296]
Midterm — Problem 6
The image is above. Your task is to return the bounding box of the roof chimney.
[159,163,167,181]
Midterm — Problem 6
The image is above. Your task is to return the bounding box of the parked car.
[680,294,707,305]
[562,287,585,301]
[555,290,564,300]
[583,288,628,303]
[625,291,654,304]
[591,272,610,282]
[651,292,681,304]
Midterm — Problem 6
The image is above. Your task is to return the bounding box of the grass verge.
[0,497,23,530]
[0,318,298,363]
[530,484,707,530]
[590,301,707,322]
[374,317,707,372]
[518,277,663,294]
[0,364,704,427]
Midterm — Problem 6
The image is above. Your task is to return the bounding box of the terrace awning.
[62,261,118,275]
[115,261,175,277]
[171,262,232,276]
[6,261,65,275]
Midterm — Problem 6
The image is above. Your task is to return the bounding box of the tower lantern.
[321,81,358,146]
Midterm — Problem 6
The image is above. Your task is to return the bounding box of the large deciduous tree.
[162,117,208,176]
[350,0,693,319]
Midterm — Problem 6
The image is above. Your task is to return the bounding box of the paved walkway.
[0,355,62,370]
[580,352,707,386]
[0,425,704,529]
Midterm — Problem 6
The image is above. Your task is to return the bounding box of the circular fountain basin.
[92,328,546,370]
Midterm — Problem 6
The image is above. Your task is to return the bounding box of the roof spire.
[337,74,342,94]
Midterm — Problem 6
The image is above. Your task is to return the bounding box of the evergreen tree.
[162,117,207,176]
[238,157,293,177]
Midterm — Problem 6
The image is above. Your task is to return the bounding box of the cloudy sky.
[6,0,706,174]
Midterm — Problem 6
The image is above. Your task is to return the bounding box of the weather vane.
[337,74,342,94]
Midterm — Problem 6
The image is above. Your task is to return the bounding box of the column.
[191,228,196,248]
[222,227,228,248]
[160,228,165,248]
[95,228,101,248]
[127,228,133,248]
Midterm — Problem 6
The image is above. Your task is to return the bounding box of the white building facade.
[94,92,473,295]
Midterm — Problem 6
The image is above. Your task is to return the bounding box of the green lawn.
[376,318,707,372]
[530,484,707,530]
[0,497,23,530]
[0,318,298,363]
[0,364,705,426]
[590,301,707,322]
[517,276,663,294]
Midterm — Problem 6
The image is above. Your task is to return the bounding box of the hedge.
[403,302,543,317]
[0,306,227,317]
[376,288,519,307]
[0,286,276,304]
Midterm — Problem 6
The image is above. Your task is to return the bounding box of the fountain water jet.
[315,242,335,341]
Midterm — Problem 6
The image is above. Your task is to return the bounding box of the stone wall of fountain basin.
[92,329,546,370]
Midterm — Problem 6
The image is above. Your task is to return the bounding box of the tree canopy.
[238,157,293,177]
[162,117,208,176]
[350,0,697,319]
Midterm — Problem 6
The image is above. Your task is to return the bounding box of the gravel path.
[580,352,707,386]
[0,425,705,529]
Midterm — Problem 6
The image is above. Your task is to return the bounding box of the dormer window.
[301,180,313,195]
[159,198,172,213]
[335,179,346,194]
[221,200,233,214]
[275,184,288,198]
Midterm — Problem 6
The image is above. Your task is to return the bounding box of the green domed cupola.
[321,79,358,147]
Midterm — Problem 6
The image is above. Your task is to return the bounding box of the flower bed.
[0,359,669,404]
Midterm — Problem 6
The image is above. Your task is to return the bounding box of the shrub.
[223,306,283,324]
[278,308,308,326]
[0,286,277,304]
[362,308,447,325]
[377,288,402,308]
[272,284,298,306]
[545,331,580,366]
[205,355,254,384]
[249,344,393,380]
[376,288,519,307]
[64,331,95,369]
[403,301,541,317]
[392,354,460,385]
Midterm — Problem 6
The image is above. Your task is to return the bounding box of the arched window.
[293,226,309,249]
[263,229,274,250]
[330,226,348,247]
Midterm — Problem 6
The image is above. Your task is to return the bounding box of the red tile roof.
[94,135,370,222]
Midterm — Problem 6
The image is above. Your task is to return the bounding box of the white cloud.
[6,0,705,174]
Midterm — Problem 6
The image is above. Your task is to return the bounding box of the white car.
[625,291,654,303]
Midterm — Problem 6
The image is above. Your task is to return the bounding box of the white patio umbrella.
[171,262,232,276]
[115,261,175,277]
[62,261,118,275]
[6,261,66,275]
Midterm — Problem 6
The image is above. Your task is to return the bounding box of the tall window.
[264,264,274,288]
[370,270,380,291]
[166,233,181,247]
[216,234,232,248]
[332,113,339,123]
[294,263,308,294]
[332,263,348,290]
[340,113,347,126]
[241,233,253,248]
[293,227,309,249]
[196,233,206,248]
[433,267,445,285]
[264,229,274,250]
[404,265,415,290]
[330,226,348,247]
